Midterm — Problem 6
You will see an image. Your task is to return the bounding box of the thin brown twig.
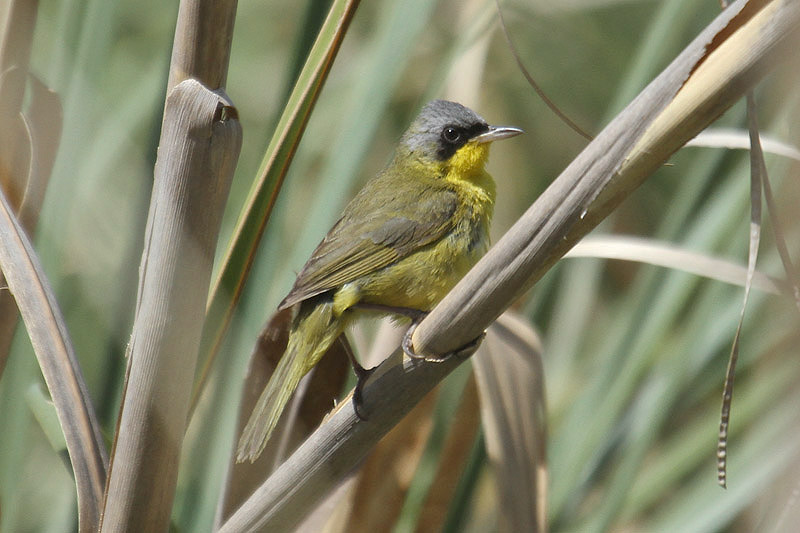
[762,170,800,310]
[494,0,593,141]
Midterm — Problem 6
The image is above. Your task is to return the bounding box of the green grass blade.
[193,0,361,409]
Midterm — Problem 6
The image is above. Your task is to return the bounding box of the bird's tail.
[236,299,343,463]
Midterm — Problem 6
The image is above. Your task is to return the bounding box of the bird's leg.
[340,335,373,421]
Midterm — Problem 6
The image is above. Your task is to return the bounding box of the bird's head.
[396,100,522,176]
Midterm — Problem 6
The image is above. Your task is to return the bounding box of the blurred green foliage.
[1,0,798,531]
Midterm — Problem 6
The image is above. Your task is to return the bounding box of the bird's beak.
[474,126,524,144]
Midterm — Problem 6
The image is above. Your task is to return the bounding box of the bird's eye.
[441,126,461,144]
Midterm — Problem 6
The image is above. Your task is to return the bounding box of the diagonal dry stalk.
[412,0,798,356]
[218,1,800,531]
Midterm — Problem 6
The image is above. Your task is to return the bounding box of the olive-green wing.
[279,185,458,309]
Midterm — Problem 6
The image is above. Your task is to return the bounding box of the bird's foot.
[402,318,486,363]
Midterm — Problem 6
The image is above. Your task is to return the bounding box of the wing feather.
[279,176,457,309]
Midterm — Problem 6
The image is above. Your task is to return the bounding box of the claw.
[401,321,428,360]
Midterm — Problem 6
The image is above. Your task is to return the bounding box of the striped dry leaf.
[474,311,546,533]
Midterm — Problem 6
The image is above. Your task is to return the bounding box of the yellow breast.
[339,142,496,312]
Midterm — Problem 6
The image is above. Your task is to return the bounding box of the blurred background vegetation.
[1,0,799,531]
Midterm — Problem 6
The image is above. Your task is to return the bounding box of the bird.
[236,99,522,462]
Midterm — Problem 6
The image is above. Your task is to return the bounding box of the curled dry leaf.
[0,184,107,531]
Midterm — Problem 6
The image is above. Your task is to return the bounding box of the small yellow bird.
[237,100,521,462]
